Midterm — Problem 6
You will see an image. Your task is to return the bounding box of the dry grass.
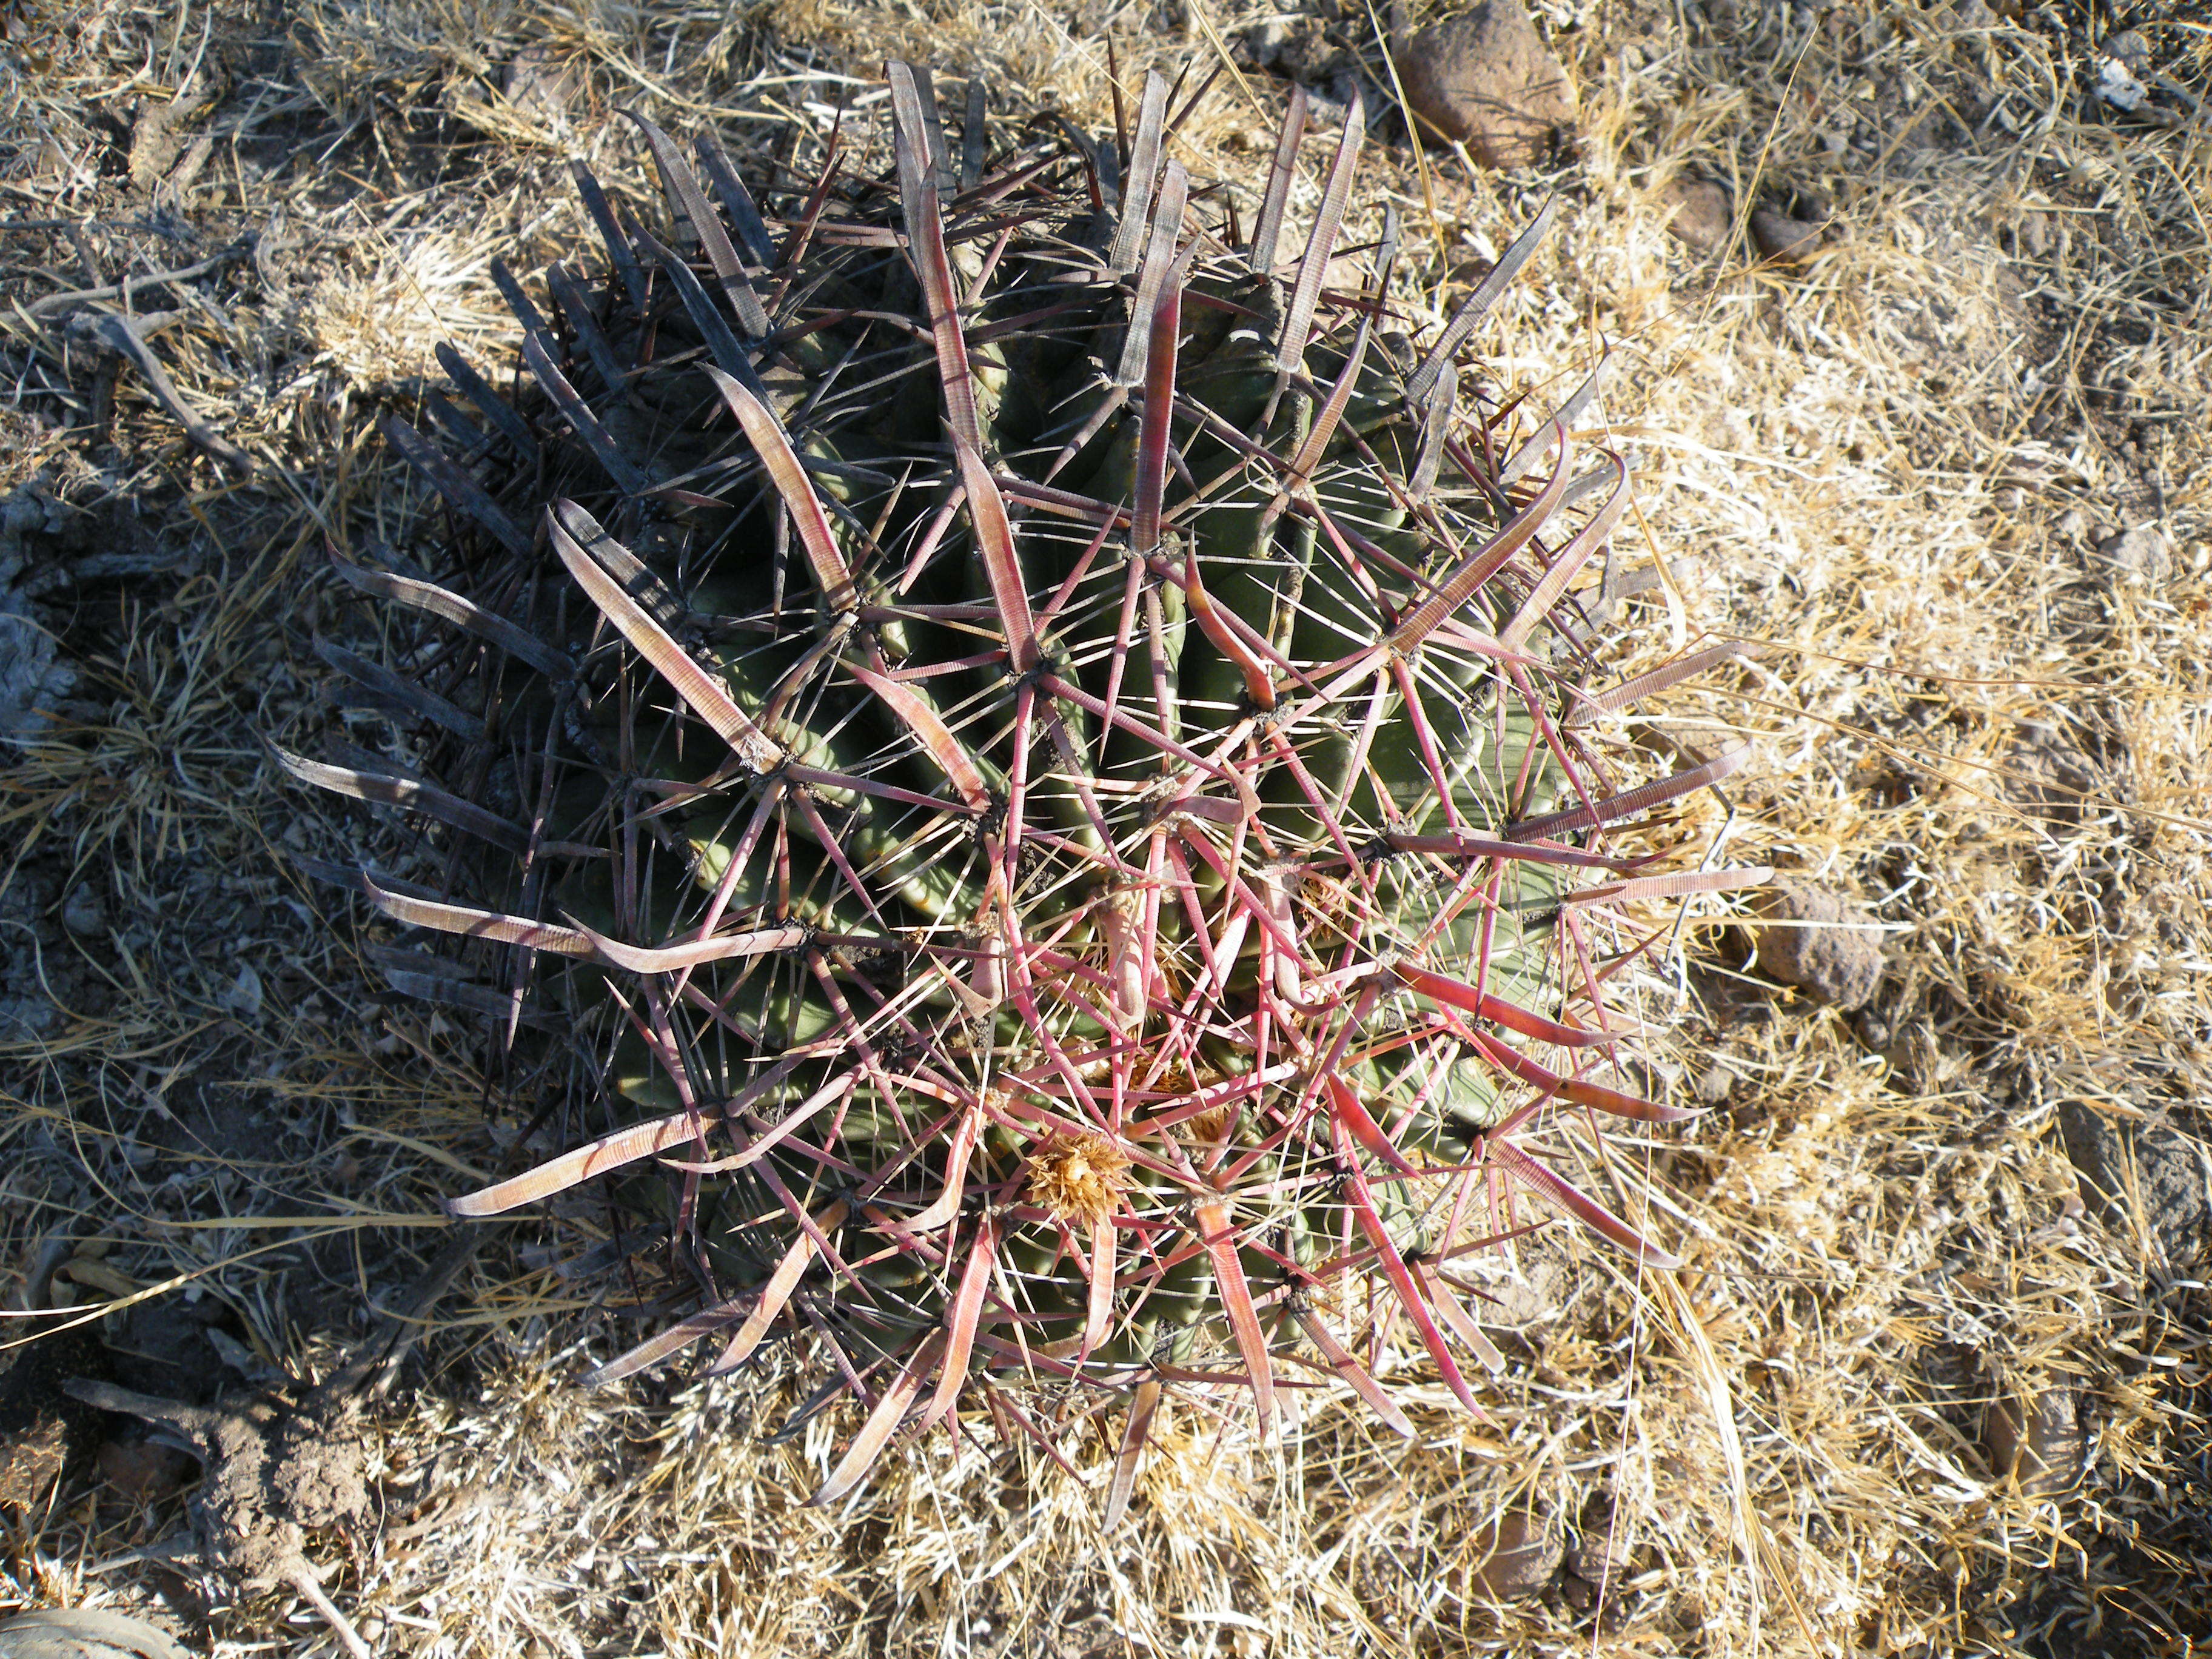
[2,0,2209,1654]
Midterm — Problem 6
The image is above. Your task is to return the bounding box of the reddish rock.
[1394,2,1579,169]
[1469,1509,1563,1599]
[1751,877,1884,1010]
[99,1436,199,1503]
[1659,176,1733,253]
[1751,187,1834,266]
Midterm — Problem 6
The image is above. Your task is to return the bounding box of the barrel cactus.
[284,64,1755,1510]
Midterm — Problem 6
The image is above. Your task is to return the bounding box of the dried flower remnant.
[1026,1133,1134,1228]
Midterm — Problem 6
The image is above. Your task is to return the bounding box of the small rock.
[60,882,104,937]
[1469,1509,1563,1599]
[0,996,57,1043]
[1750,877,1883,1010]
[2057,1101,2209,1269]
[2006,731,2094,828]
[1564,1498,1634,1584]
[2094,523,2172,584]
[1658,176,1732,253]
[0,1609,193,1659]
[1301,76,1366,131]
[2,486,79,746]
[501,45,580,124]
[1750,206,1828,265]
[1394,1,1579,170]
[220,964,263,1019]
[1242,18,1290,67]
[1469,1247,1564,1330]
[1242,16,1335,83]
[1854,1001,1895,1053]
[1985,1389,2082,1496]
[2094,55,2149,114]
[98,1436,199,1503]
[2103,28,2151,69]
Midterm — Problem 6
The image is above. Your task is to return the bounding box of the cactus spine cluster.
[286,62,1755,1510]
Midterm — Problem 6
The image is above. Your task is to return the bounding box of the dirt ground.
[2,0,2209,1654]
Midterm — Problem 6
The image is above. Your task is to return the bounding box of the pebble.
[1751,205,1828,265]
[1241,16,1332,83]
[2094,523,2172,584]
[2058,1101,2208,1272]
[60,881,104,936]
[220,963,264,1019]
[1985,1389,2081,1496]
[97,1436,198,1503]
[1393,1,1579,170]
[502,45,580,125]
[1658,176,1733,253]
[1564,1498,1634,1584]
[1468,1510,1563,1599]
[1750,876,1884,1010]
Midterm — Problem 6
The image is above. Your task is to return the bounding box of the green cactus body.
[288,64,1749,1509]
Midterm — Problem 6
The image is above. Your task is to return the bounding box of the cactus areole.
[287,64,1760,1510]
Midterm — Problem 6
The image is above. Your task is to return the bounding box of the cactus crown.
[287,64,1754,1510]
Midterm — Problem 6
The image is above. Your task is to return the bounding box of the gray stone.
[0,872,59,1041]
[501,45,581,124]
[1393,1,1578,170]
[2057,1101,2210,1270]
[59,883,104,938]
[2094,55,2149,114]
[1,488,76,747]
[2006,731,2096,830]
[1751,206,1828,265]
[2103,28,2151,69]
[220,964,264,1019]
[1242,16,1336,84]
[2094,523,2172,585]
[1751,877,1884,1010]
[1564,1497,1634,1584]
